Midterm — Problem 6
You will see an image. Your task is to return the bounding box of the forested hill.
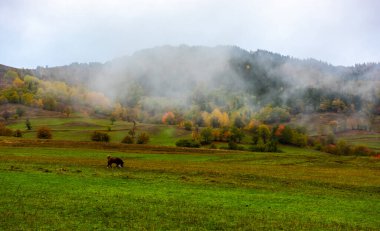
[0,46,380,121]
[27,46,379,114]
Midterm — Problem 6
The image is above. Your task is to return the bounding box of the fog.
[1,0,380,68]
[80,46,379,113]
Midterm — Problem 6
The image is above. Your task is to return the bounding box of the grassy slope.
[8,117,189,145]
[0,142,379,230]
[8,116,380,151]
[337,133,380,152]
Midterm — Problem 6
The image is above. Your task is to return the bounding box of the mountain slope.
[2,45,380,120]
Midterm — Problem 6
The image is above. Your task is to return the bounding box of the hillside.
[29,45,380,111]
[1,46,380,132]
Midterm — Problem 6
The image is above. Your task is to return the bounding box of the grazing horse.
[107,155,124,168]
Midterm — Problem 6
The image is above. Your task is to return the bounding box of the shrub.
[320,140,374,156]
[25,118,32,130]
[326,133,336,145]
[292,133,307,147]
[0,123,13,136]
[336,140,351,155]
[314,142,323,151]
[230,127,245,143]
[136,132,150,144]
[324,144,337,155]
[353,145,374,156]
[228,141,238,150]
[277,126,293,144]
[16,107,25,117]
[121,135,134,144]
[175,139,201,148]
[37,127,52,139]
[209,143,217,149]
[200,127,213,144]
[265,140,278,152]
[184,121,192,131]
[307,137,315,146]
[250,140,278,152]
[91,131,109,142]
[250,139,266,152]
[14,129,22,137]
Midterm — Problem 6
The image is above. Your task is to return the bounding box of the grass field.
[338,133,380,152]
[7,117,189,145]
[0,140,379,230]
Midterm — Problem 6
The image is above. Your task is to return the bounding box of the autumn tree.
[162,111,175,125]
[200,127,213,144]
[234,116,245,128]
[12,77,24,88]
[23,75,39,92]
[257,124,271,144]
[63,106,72,117]
[230,126,245,143]
[3,70,19,84]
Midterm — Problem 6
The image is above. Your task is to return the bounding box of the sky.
[0,0,379,68]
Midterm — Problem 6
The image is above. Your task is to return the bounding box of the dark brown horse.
[107,155,124,168]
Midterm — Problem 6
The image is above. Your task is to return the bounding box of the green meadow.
[0,140,379,230]
[0,116,379,230]
[7,117,188,145]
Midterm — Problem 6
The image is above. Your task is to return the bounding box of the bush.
[136,132,150,144]
[353,145,374,156]
[200,127,213,144]
[0,123,13,136]
[326,133,336,145]
[277,126,293,145]
[121,135,134,144]
[265,140,278,152]
[228,141,238,150]
[184,121,192,131]
[175,139,201,148]
[16,107,25,117]
[91,131,109,142]
[250,136,278,152]
[292,133,307,147]
[336,140,352,155]
[314,142,323,151]
[37,127,52,139]
[209,143,217,149]
[13,129,22,137]
[323,144,337,155]
[25,118,32,130]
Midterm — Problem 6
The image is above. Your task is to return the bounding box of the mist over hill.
[1,45,380,133]
[29,45,380,113]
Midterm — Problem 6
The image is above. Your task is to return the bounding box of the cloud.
[0,0,379,68]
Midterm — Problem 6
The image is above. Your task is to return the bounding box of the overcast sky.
[0,0,379,68]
